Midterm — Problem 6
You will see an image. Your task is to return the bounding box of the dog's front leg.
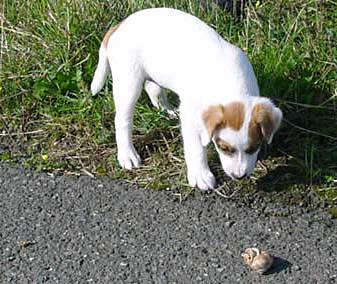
[181,113,216,190]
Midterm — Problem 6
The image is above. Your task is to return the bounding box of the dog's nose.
[232,173,247,180]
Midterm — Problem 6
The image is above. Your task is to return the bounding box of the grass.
[1,0,336,203]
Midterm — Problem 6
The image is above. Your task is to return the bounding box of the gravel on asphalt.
[0,164,336,283]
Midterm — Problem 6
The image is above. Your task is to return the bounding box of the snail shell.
[242,247,273,274]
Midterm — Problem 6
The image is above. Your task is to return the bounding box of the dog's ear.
[201,105,225,146]
[249,99,283,144]
[201,102,245,146]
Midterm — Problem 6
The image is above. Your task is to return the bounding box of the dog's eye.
[215,138,236,156]
[219,144,236,155]
[245,145,260,155]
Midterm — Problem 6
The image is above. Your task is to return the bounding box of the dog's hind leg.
[144,80,177,117]
[144,80,161,108]
[112,70,144,170]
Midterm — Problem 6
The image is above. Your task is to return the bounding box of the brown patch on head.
[102,20,125,48]
[248,103,274,147]
[215,138,237,156]
[202,102,245,137]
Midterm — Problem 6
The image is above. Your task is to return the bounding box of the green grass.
[1,0,336,203]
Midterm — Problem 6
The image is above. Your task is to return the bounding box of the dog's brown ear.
[202,105,226,140]
[201,102,245,146]
[249,100,283,144]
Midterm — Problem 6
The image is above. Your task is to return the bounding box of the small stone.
[225,221,235,228]
[8,256,15,262]
[293,265,301,271]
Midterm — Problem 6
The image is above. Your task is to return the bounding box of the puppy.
[91,8,282,190]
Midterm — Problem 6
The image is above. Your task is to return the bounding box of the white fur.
[91,8,282,190]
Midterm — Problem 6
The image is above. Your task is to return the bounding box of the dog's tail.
[91,45,110,95]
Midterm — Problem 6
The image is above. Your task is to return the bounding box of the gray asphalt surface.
[0,163,336,284]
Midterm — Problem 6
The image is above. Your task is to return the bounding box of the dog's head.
[201,98,282,180]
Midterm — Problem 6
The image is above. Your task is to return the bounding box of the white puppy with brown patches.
[91,8,283,190]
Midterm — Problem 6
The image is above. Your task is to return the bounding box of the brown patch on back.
[102,20,124,48]
[248,103,274,146]
[202,102,245,137]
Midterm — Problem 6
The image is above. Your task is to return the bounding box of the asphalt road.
[0,163,336,283]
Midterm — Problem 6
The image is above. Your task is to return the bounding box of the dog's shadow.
[255,152,308,194]
[252,148,323,207]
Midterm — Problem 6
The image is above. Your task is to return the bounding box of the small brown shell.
[242,247,273,274]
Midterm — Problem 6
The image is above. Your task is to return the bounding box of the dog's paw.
[188,168,216,190]
[118,147,141,170]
